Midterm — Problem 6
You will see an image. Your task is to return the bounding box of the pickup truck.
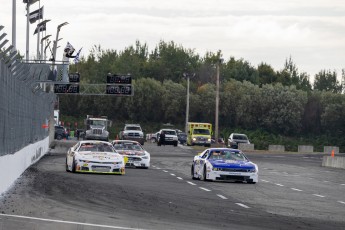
[119,124,145,145]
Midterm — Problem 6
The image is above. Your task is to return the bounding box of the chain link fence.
[0,25,56,156]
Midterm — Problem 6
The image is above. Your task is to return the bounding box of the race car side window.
[201,150,209,159]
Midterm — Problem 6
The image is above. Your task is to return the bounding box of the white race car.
[191,148,258,183]
[111,140,150,169]
[66,140,126,174]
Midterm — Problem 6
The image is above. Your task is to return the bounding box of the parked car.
[227,133,250,149]
[157,129,178,146]
[54,125,67,140]
[177,132,187,145]
[119,124,145,145]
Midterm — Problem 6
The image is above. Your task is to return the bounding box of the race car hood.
[116,150,146,156]
[76,151,123,161]
[208,159,256,170]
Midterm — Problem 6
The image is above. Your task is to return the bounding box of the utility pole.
[214,58,223,144]
[12,0,16,51]
[25,2,30,61]
[183,72,195,133]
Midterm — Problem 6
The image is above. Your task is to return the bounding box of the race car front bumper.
[76,162,125,174]
[125,156,150,168]
[207,170,258,182]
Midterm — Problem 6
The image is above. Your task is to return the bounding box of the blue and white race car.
[191,148,258,183]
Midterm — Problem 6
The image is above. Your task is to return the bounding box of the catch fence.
[0,25,56,156]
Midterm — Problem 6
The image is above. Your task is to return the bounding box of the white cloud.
[0,0,344,81]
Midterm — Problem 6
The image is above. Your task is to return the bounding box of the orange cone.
[331,149,335,157]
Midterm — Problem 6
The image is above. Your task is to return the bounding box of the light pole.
[52,22,68,62]
[183,72,195,133]
[36,19,50,60]
[12,0,16,51]
[214,58,223,144]
[40,34,51,61]
[44,40,51,60]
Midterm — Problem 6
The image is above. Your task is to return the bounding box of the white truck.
[84,115,111,142]
[119,124,145,145]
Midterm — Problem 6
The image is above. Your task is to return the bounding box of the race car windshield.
[114,143,143,151]
[193,129,210,135]
[209,150,246,161]
[79,143,115,152]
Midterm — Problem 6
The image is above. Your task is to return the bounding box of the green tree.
[313,70,342,93]
[222,57,259,84]
[258,63,277,86]
[259,84,307,135]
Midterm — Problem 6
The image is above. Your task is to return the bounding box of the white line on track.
[275,183,284,187]
[152,165,156,168]
[177,177,183,180]
[341,184,345,186]
[338,201,345,205]
[236,203,250,209]
[0,213,145,230]
[313,194,325,198]
[291,188,303,192]
[170,173,176,176]
[156,167,161,170]
[163,170,168,173]
[217,194,228,200]
[323,181,329,183]
[187,181,196,186]
[199,187,211,192]
[261,179,270,183]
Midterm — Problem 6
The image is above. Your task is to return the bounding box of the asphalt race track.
[0,141,345,230]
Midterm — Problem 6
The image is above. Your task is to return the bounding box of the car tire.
[247,179,256,184]
[72,158,76,173]
[56,134,62,140]
[65,158,69,172]
[200,166,207,181]
[174,141,178,147]
[191,165,197,180]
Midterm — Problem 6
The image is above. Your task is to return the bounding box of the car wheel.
[191,164,197,180]
[65,158,69,172]
[247,179,256,184]
[72,158,76,173]
[174,141,178,147]
[56,134,62,140]
[200,166,207,181]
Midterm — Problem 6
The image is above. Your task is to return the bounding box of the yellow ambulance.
[187,122,212,147]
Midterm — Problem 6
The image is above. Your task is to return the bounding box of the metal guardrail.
[0,25,55,156]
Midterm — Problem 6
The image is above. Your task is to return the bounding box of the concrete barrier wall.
[298,145,314,153]
[322,156,345,169]
[324,146,339,154]
[0,137,49,195]
[239,143,255,151]
[268,145,285,152]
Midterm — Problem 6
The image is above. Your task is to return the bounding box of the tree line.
[61,40,345,150]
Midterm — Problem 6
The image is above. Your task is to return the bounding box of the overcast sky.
[1,0,345,82]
